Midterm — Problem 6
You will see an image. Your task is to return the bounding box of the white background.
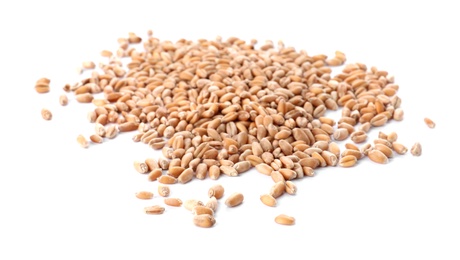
[1,1,459,259]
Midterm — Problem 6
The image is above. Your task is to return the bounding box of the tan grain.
[225,192,244,207]
[184,199,204,211]
[410,142,422,156]
[135,191,153,200]
[164,197,182,207]
[41,108,52,120]
[208,184,225,199]
[193,214,216,228]
[144,205,165,215]
[59,94,68,106]
[339,155,357,167]
[260,194,277,207]
[368,149,389,164]
[157,184,170,197]
[424,117,435,128]
[275,214,295,225]
[76,134,89,148]
[270,181,286,198]
[392,142,408,155]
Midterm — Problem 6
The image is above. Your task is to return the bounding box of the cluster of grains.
[135,183,246,227]
[37,30,434,227]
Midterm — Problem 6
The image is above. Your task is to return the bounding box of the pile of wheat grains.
[37,30,431,227]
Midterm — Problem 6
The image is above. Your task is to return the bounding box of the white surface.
[1,1,459,259]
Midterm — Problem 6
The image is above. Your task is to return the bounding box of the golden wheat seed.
[164,198,182,207]
[410,142,422,156]
[387,132,398,143]
[133,160,149,174]
[76,134,89,148]
[225,192,244,207]
[135,191,153,200]
[208,184,225,199]
[424,117,435,128]
[193,214,216,228]
[82,61,96,69]
[59,94,68,106]
[41,108,52,120]
[177,168,194,184]
[375,143,394,158]
[100,50,113,57]
[270,181,286,198]
[147,168,163,181]
[260,194,277,207]
[158,175,178,184]
[144,205,165,215]
[192,205,214,216]
[285,181,297,195]
[205,196,218,212]
[157,184,170,197]
[89,134,103,144]
[339,155,358,167]
[392,142,408,155]
[184,199,204,211]
[368,149,389,164]
[275,214,295,225]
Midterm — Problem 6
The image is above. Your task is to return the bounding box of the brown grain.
[41,108,52,120]
[275,214,295,225]
[59,94,68,106]
[368,149,389,164]
[144,205,165,215]
[260,194,277,207]
[225,192,244,207]
[410,142,422,156]
[193,214,216,228]
[164,198,182,207]
[424,118,435,128]
[157,184,170,197]
[135,191,153,200]
[208,184,225,199]
[76,134,89,148]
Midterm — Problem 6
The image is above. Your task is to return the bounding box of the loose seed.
[275,214,295,225]
[424,117,435,128]
[260,194,277,207]
[41,108,52,120]
[368,149,389,164]
[134,160,149,174]
[192,205,214,216]
[82,61,96,69]
[208,184,225,199]
[147,168,162,181]
[76,134,89,148]
[158,175,177,184]
[410,142,422,156]
[285,181,297,195]
[205,196,218,212]
[157,184,170,197]
[184,199,204,211]
[135,191,153,200]
[144,205,165,215]
[59,94,68,106]
[164,198,182,207]
[339,155,357,167]
[193,214,216,228]
[392,142,408,155]
[220,165,238,177]
[89,134,103,144]
[225,192,244,207]
[270,181,286,198]
[177,168,194,184]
